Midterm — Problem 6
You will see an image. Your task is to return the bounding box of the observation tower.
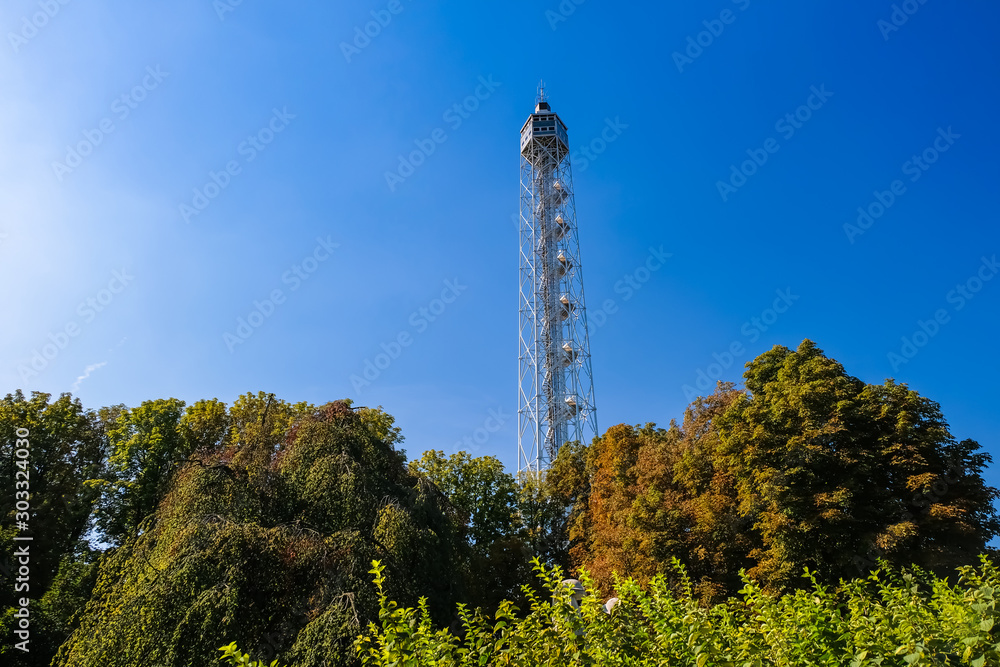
[517,85,597,478]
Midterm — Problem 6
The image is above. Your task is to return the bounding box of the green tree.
[92,398,189,545]
[178,398,231,456]
[53,398,464,667]
[718,339,1000,591]
[409,450,520,549]
[409,450,530,610]
[0,391,105,667]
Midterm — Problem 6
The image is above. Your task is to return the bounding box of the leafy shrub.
[351,555,1000,666]
[218,642,287,667]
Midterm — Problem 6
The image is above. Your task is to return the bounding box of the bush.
[218,642,287,667]
[351,555,1000,666]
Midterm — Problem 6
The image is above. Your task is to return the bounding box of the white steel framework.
[518,86,597,478]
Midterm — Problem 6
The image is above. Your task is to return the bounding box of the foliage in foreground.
[351,555,1000,667]
[218,642,288,666]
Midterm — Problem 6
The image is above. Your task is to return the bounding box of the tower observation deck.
[518,86,597,478]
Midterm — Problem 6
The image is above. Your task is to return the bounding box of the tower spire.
[535,80,551,112]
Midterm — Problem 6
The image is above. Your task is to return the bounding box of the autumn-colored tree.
[581,423,652,592]
[559,341,999,600]
[539,440,591,568]
[637,385,752,602]
[562,385,751,602]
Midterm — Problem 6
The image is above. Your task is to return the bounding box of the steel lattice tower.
[518,85,597,478]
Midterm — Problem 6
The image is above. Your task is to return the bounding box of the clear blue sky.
[1,1,998,492]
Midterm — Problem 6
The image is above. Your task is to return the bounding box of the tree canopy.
[1,340,997,666]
